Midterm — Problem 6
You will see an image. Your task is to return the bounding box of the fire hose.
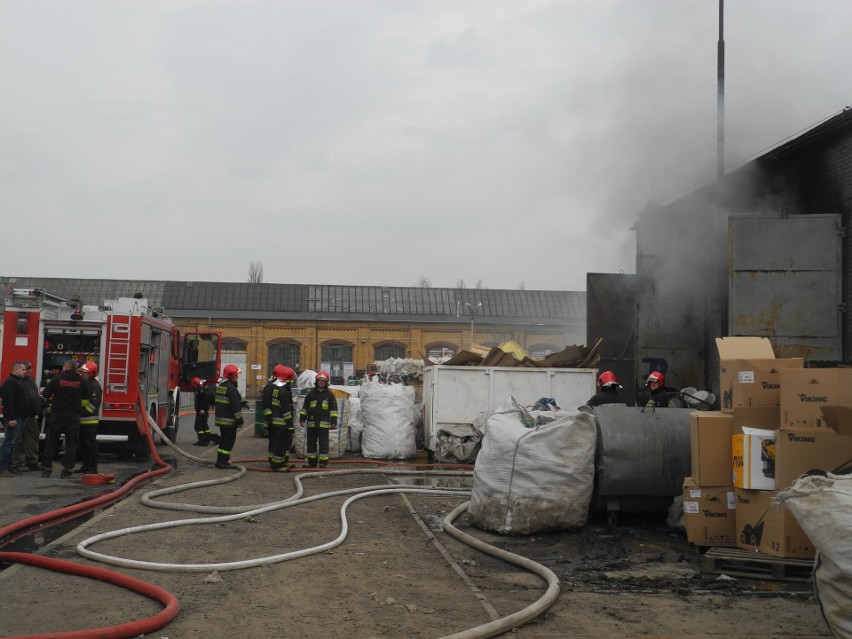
[6,402,562,639]
[0,391,179,639]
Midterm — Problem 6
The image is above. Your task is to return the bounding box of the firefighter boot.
[318,459,328,469]
[302,457,318,469]
[215,452,235,470]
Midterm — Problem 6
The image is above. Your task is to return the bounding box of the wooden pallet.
[702,546,814,582]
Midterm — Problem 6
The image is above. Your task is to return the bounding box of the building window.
[321,344,354,384]
[375,344,405,361]
[529,343,560,359]
[221,338,247,352]
[268,343,300,376]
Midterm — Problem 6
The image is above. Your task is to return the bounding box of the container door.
[587,272,637,404]
[729,214,842,361]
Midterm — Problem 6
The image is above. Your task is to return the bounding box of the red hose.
[0,390,180,639]
[0,391,172,546]
[0,552,180,639]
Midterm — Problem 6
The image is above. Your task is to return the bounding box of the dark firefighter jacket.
[194,386,214,414]
[586,387,631,407]
[300,386,338,428]
[215,379,244,428]
[262,380,294,428]
[80,377,103,426]
[43,370,90,415]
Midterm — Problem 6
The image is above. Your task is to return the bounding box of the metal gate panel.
[587,273,637,404]
[729,215,842,361]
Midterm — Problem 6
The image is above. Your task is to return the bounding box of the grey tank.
[591,405,693,518]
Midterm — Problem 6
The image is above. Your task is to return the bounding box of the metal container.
[422,365,597,451]
[591,405,693,524]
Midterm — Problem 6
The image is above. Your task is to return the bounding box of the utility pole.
[717,0,725,179]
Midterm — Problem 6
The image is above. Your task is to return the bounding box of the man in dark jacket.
[41,360,90,479]
[9,360,41,473]
[214,364,245,469]
[0,362,34,477]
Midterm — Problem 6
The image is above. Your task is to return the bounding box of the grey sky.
[2,1,849,291]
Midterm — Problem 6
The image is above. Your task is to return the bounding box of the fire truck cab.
[0,288,220,456]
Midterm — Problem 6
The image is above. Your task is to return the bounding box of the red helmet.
[223,364,241,380]
[647,371,665,386]
[315,370,330,384]
[190,377,202,388]
[598,371,618,387]
[274,364,295,381]
[80,362,98,375]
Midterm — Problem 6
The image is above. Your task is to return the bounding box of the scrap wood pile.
[438,338,602,368]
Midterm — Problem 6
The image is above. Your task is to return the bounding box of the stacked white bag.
[359,380,416,459]
[468,398,597,535]
[778,474,852,638]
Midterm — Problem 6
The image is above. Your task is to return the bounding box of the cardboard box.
[735,488,814,558]
[820,405,852,436]
[716,337,803,413]
[732,427,776,490]
[689,412,734,486]
[682,478,735,545]
[780,368,852,429]
[774,427,852,490]
[732,406,780,432]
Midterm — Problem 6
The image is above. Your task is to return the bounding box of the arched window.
[529,343,560,360]
[221,338,247,352]
[375,344,405,361]
[268,343,301,377]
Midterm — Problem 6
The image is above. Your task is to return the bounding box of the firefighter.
[586,371,631,407]
[299,370,338,468]
[262,364,296,471]
[214,364,246,469]
[191,377,218,446]
[75,362,103,474]
[41,360,90,479]
[643,371,675,408]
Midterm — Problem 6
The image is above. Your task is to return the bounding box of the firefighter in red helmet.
[643,371,675,408]
[586,370,631,407]
[74,362,103,474]
[191,377,218,446]
[213,364,245,469]
[299,370,338,468]
[262,364,297,471]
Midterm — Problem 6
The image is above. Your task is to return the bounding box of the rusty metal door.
[729,214,842,361]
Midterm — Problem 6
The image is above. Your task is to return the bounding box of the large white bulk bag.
[359,381,416,459]
[778,473,852,638]
[468,398,597,535]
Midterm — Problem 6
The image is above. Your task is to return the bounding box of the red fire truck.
[0,288,220,456]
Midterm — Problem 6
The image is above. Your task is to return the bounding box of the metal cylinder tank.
[591,405,693,522]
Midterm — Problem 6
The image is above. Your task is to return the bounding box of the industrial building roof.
[1,276,585,327]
